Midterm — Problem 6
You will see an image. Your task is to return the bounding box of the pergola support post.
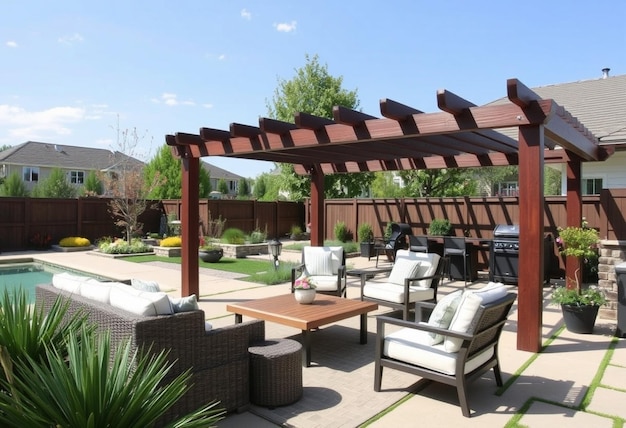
[310,166,324,246]
[181,157,200,297]
[565,154,583,289]
[517,125,544,353]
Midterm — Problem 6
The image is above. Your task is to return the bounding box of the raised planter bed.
[220,243,269,259]
[153,246,181,257]
[52,245,95,252]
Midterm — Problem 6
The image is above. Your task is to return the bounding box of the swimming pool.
[0,261,118,303]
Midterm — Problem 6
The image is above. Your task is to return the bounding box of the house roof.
[490,73,626,146]
[0,141,143,170]
[201,161,244,180]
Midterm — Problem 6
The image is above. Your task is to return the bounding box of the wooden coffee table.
[227,294,378,367]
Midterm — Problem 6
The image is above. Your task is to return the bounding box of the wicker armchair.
[35,284,265,424]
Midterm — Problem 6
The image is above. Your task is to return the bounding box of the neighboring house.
[490,70,626,195]
[0,141,144,193]
[201,161,244,198]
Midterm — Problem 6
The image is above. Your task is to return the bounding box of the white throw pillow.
[305,249,333,276]
[205,321,213,332]
[443,282,508,353]
[387,259,421,286]
[426,290,463,345]
[52,272,90,293]
[170,294,199,313]
[109,288,173,316]
[131,278,160,292]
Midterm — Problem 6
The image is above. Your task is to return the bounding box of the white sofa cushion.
[444,282,508,353]
[79,279,112,303]
[426,290,463,345]
[384,326,495,375]
[52,272,91,294]
[109,287,174,316]
[363,282,434,304]
[387,258,422,285]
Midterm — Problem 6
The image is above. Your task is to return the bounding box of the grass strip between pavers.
[504,334,623,428]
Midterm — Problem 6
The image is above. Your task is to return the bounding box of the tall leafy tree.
[217,178,229,195]
[398,168,476,197]
[253,175,267,199]
[237,177,250,199]
[0,172,28,196]
[144,145,211,199]
[82,170,103,196]
[266,54,374,200]
[31,167,77,198]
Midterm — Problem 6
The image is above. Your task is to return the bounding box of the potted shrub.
[290,225,303,241]
[551,220,606,333]
[358,223,375,258]
[428,218,453,236]
[199,236,223,263]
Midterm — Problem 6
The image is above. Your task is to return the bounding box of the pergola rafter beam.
[380,98,424,120]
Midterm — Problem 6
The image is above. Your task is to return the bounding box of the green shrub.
[248,228,267,244]
[222,228,246,244]
[290,225,303,236]
[357,223,374,242]
[160,236,182,247]
[334,221,350,243]
[98,238,151,254]
[428,218,453,236]
[59,236,91,247]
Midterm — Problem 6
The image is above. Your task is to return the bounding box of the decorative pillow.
[131,278,160,293]
[426,290,463,345]
[443,282,508,353]
[305,249,333,276]
[205,321,213,332]
[109,288,173,316]
[387,258,421,286]
[170,294,199,313]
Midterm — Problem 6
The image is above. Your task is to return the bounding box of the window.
[229,180,237,191]
[22,167,39,182]
[70,170,85,184]
[582,178,602,195]
[496,181,519,196]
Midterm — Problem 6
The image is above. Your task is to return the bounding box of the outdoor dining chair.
[409,235,430,253]
[443,236,473,287]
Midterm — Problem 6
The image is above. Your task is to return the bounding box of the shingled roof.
[0,141,144,170]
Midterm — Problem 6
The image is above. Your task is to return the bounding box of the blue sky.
[2,1,625,178]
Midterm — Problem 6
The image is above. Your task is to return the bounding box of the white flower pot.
[294,288,316,304]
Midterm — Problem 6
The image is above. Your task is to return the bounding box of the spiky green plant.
[0,329,224,427]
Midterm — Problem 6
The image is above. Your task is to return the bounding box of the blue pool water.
[0,262,111,303]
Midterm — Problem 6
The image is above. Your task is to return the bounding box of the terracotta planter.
[294,289,316,304]
[199,248,223,263]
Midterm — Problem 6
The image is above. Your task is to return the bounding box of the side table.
[249,339,303,408]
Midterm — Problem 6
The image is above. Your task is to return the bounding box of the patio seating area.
[3,246,624,427]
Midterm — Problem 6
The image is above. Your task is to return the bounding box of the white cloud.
[203,103,214,109]
[274,21,297,33]
[241,8,252,20]
[58,33,84,44]
[6,41,17,48]
[152,93,196,106]
[218,54,225,60]
[0,104,85,140]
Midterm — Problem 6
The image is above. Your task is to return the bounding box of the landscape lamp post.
[268,238,282,270]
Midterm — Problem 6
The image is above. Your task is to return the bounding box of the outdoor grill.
[490,224,552,285]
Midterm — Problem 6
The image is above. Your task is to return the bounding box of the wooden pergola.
[166,78,612,353]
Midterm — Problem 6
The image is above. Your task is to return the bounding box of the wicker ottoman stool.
[249,339,303,408]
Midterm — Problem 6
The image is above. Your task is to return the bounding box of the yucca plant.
[0,330,224,427]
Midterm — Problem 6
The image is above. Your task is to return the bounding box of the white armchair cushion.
[387,258,422,285]
[308,275,339,292]
[384,327,495,375]
[363,282,434,303]
[426,290,463,345]
[443,282,508,353]
[304,247,334,276]
[394,250,441,287]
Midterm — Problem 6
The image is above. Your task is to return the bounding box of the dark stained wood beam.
[259,117,298,134]
[437,89,475,114]
[380,98,423,120]
[199,127,231,142]
[333,106,377,125]
[545,111,600,161]
[175,132,204,145]
[230,123,262,138]
[295,112,335,130]
[507,78,541,108]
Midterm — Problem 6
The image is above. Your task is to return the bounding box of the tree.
[267,54,374,200]
[82,170,103,196]
[237,177,250,199]
[217,178,229,195]
[30,167,77,198]
[370,172,403,198]
[398,168,476,197]
[143,145,211,199]
[253,175,267,199]
[101,124,163,242]
[0,172,28,197]
[254,171,282,201]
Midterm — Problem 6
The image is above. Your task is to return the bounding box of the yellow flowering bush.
[160,236,182,247]
[59,237,91,247]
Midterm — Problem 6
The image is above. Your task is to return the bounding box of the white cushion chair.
[291,246,347,297]
[360,250,446,320]
[374,282,516,417]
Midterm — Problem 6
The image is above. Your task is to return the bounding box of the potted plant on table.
[358,223,375,258]
[293,276,316,304]
[551,219,606,333]
[199,236,223,263]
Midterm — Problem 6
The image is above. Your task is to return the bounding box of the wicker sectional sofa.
[35,284,265,423]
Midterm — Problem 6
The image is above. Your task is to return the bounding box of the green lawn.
[122,255,296,285]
